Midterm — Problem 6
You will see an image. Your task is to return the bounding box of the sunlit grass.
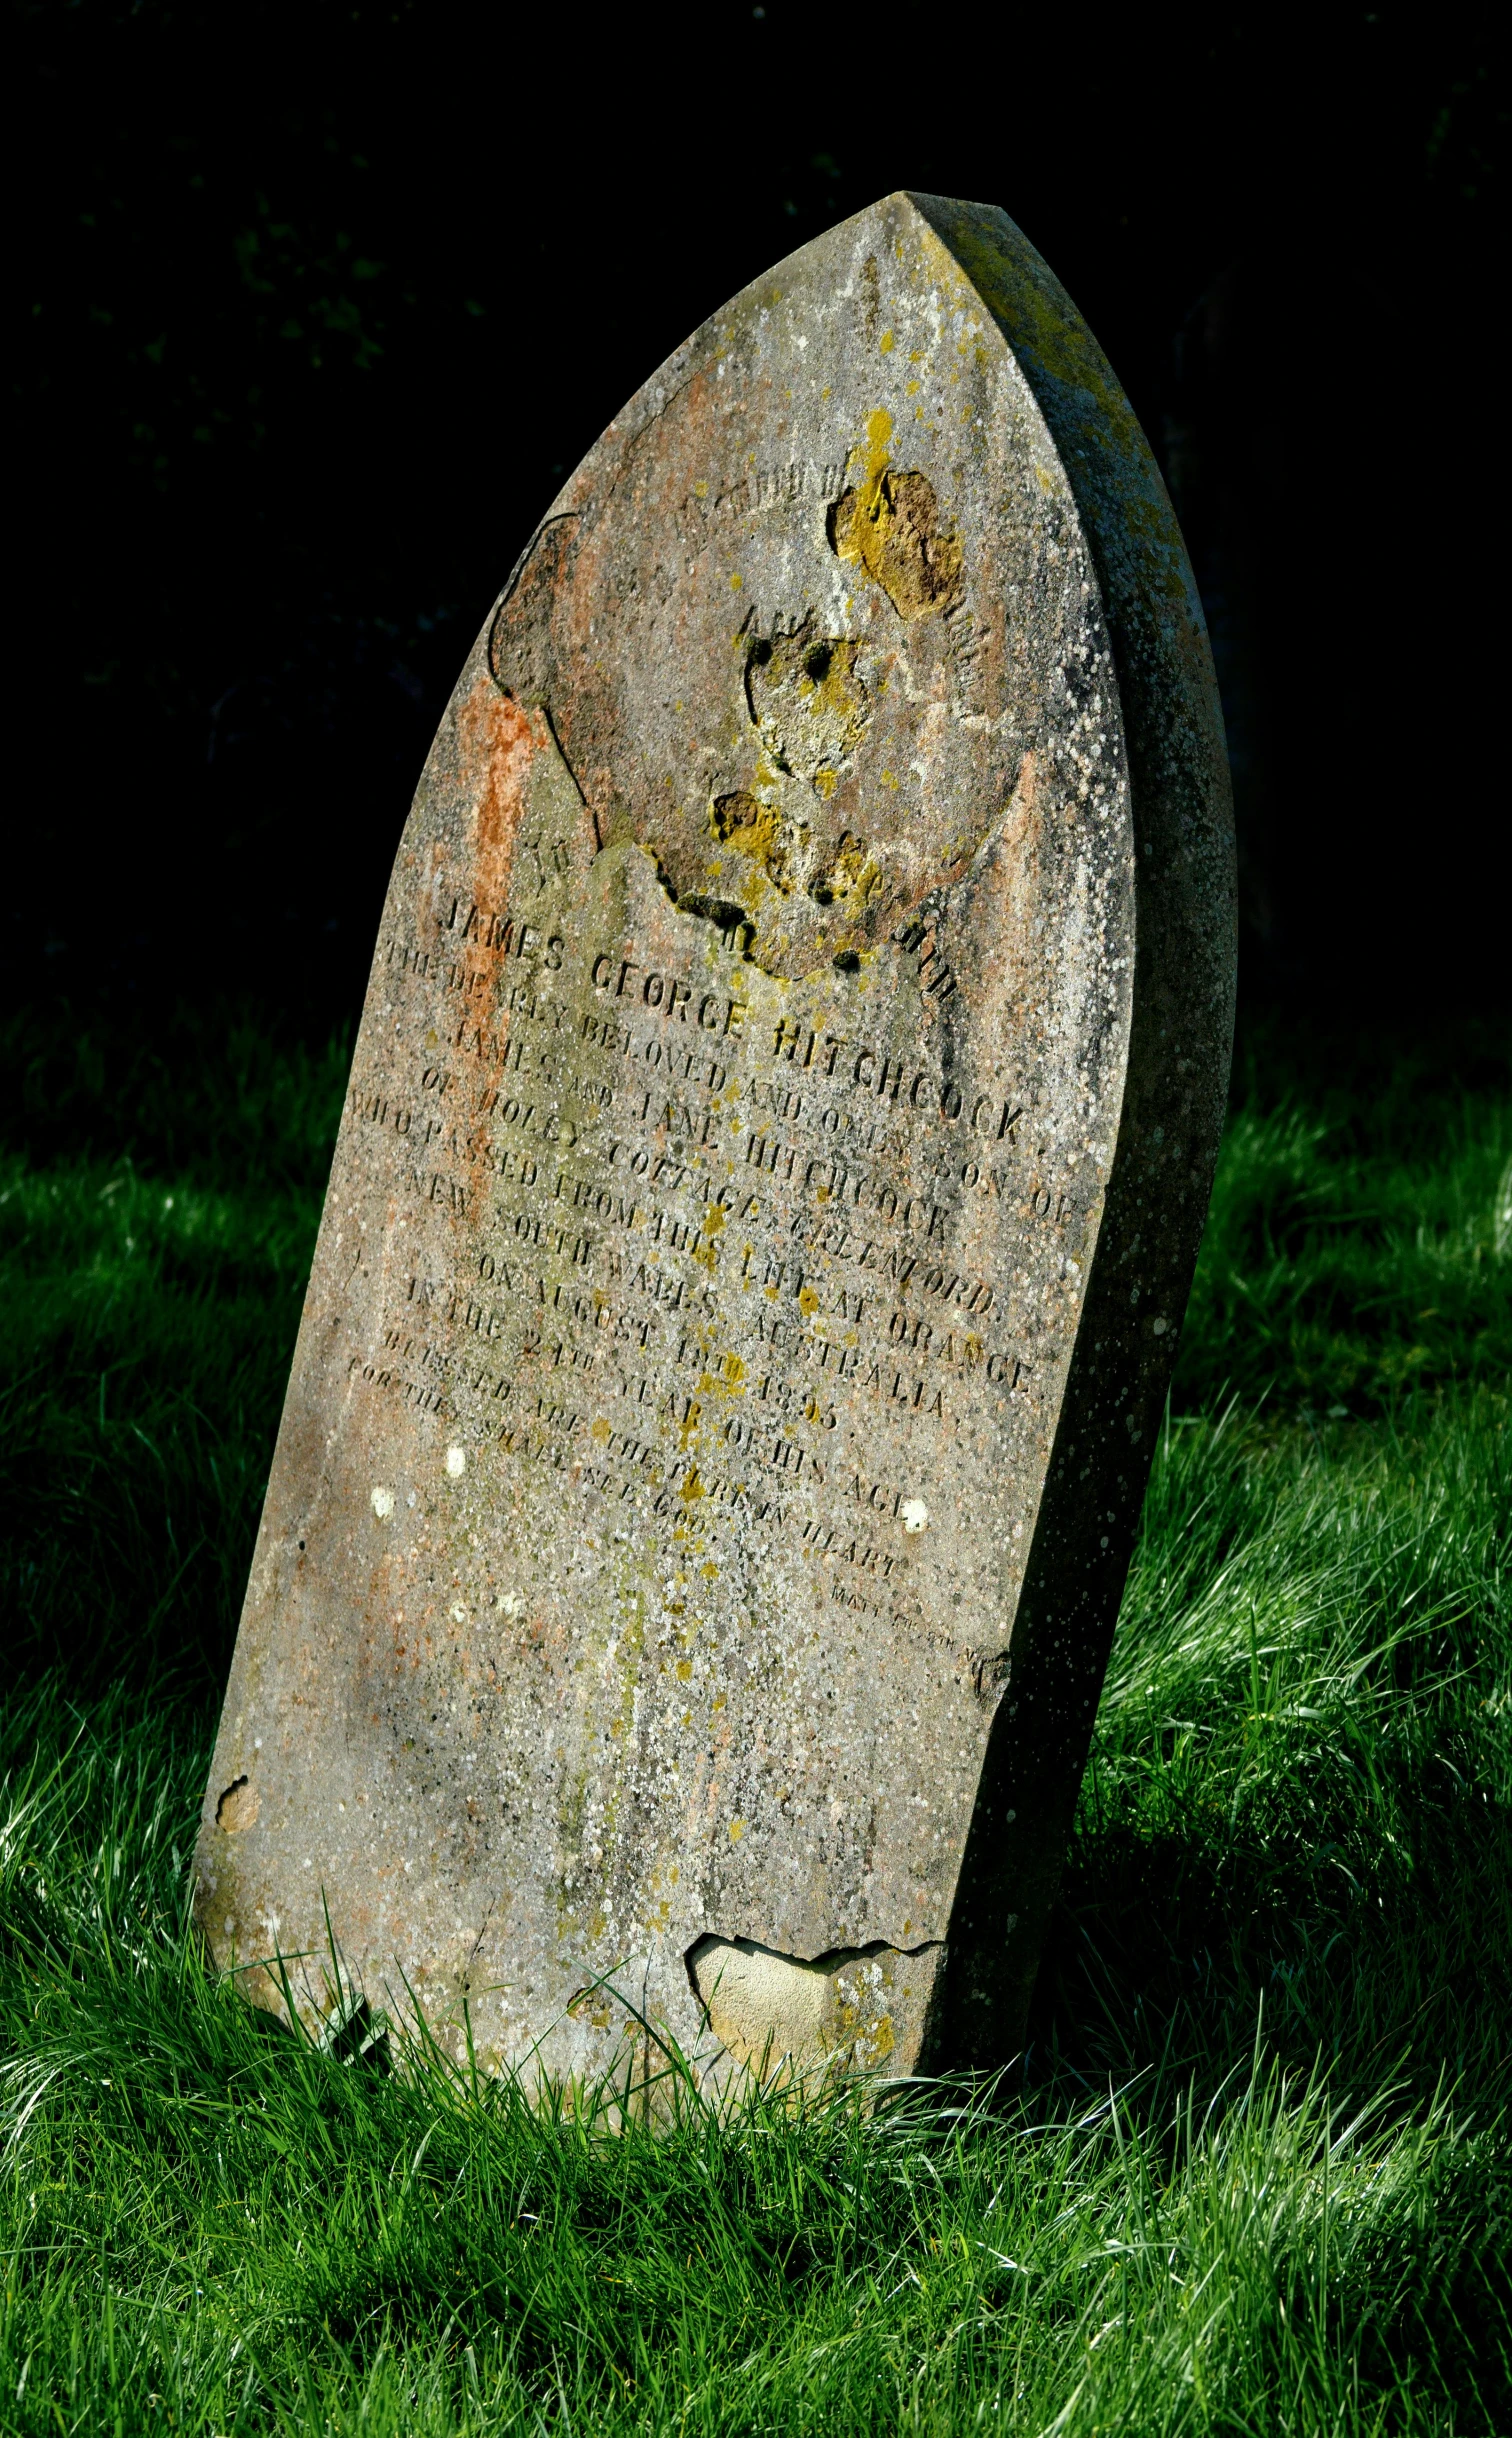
[1,1004,1508,2433]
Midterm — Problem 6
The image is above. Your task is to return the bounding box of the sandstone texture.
[195,194,1236,2087]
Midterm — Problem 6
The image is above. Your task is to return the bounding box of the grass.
[1,1000,1509,2434]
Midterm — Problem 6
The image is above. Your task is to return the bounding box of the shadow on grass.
[1034,1790,1512,2107]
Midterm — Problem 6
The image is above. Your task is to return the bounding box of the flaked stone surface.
[195,194,1235,2087]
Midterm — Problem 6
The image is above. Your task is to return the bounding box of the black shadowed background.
[12,3,1507,1038]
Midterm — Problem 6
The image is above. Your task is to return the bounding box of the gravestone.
[195,194,1234,2086]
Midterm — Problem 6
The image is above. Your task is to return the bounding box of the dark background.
[12,2,1508,1038]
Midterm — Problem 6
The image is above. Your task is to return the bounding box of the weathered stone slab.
[195,194,1235,2087]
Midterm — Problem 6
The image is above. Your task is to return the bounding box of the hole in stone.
[804,642,832,683]
[215,1775,260,1832]
[833,949,861,973]
[677,893,756,950]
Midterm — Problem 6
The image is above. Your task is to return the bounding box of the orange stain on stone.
[458,674,534,912]
[449,676,541,1228]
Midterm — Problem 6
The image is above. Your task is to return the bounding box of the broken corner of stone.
[193,191,1235,2108]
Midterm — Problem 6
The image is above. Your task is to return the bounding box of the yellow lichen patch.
[710,790,789,889]
[809,830,883,915]
[569,1990,614,2031]
[829,421,963,620]
[798,1285,819,1316]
